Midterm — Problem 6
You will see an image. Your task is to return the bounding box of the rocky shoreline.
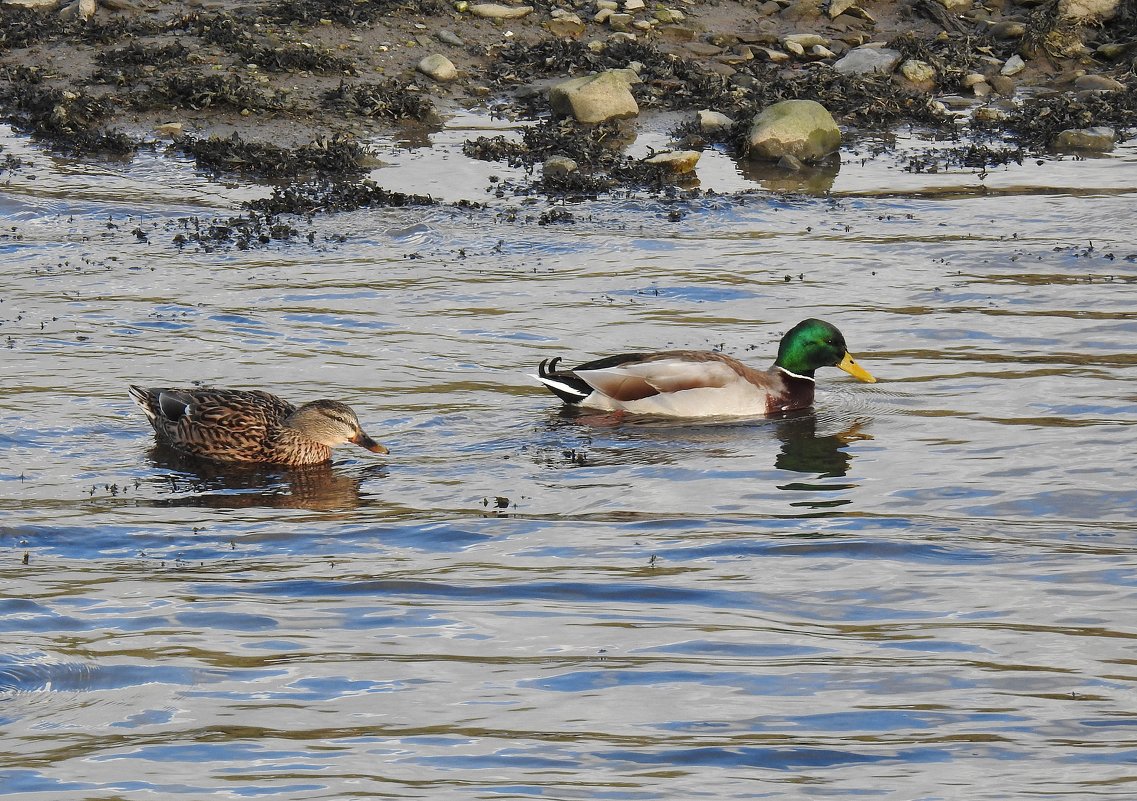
[1,0,1134,225]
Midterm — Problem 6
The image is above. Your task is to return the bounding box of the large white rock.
[697,109,735,134]
[644,150,700,173]
[1058,0,1119,21]
[783,33,828,49]
[3,0,60,8]
[546,14,585,36]
[900,59,937,87]
[828,0,858,17]
[469,3,534,19]
[1000,54,1025,76]
[549,70,639,124]
[58,0,96,19]
[747,99,840,163]
[1054,126,1115,152]
[544,156,579,177]
[833,46,902,75]
[1074,74,1125,91]
[417,54,459,82]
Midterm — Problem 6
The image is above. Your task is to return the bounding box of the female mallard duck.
[128,385,388,465]
[536,318,876,418]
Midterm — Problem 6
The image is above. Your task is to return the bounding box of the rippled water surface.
[3,117,1137,800]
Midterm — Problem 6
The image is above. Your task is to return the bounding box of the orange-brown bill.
[352,432,389,454]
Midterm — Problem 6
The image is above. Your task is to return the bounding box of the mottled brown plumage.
[128,386,387,465]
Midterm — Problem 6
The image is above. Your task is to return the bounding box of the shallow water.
[3,115,1137,800]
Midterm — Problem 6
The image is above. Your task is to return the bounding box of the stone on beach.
[543,156,579,177]
[747,99,840,163]
[469,3,534,20]
[1058,0,1119,21]
[644,150,700,173]
[989,21,1027,39]
[827,0,858,18]
[545,13,585,36]
[783,33,828,49]
[549,69,640,124]
[154,122,185,139]
[1054,126,1115,152]
[698,109,735,134]
[833,45,902,75]
[417,54,459,82]
[900,59,937,90]
[1000,54,1025,76]
[59,0,96,19]
[1073,74,1124,92]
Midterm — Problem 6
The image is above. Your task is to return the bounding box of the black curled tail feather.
[537,357,593,405]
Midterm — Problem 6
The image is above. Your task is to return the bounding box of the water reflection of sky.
[2,114,1137,801]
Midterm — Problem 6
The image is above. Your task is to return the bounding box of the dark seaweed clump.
[91,41,194,85]
[495,38,703,86]
[245,179,438,215]
[886,30,1002,86]
[181,11,355,74]
[1006,90,1137,150]
[0,5,164,50]
[322,81,436,122]
[465,118,685,198]
[178,134,373,181]
[2,147,23,174]
[734,64,941,134]
[0,67,136,156]
[0,7,69,50]
[495,38,719,115]
[902,143,1026,174]
[242,42,354,75]
[496,37,943,137]
[169,212,300,252]
[138,72,289,112]
[261,0,448,26]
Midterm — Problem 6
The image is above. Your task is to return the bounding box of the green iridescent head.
[774,318,876,382]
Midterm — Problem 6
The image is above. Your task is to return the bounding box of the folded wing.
[577,357,741,402]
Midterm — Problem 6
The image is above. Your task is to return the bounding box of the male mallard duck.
[536,318,876,418]
[128,385,388,465]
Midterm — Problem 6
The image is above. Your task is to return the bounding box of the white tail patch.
[533,373,589,399]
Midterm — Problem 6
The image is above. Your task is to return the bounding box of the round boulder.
[746,99,840,163]
[549,70,639,124]
[1054,126,1115,152]
[417,54,459,82]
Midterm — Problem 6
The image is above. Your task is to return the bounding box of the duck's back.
[130,386,304,462]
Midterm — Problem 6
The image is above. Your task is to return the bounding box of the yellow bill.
[837,352,876,383]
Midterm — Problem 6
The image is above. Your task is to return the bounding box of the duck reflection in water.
[143,444,387,512]
[546,406,871,479]
[772,412,872,479]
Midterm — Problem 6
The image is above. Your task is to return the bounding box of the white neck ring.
[777,366,815,382]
